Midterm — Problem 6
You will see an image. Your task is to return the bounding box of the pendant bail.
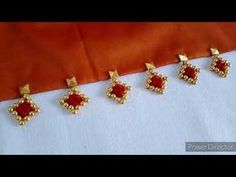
[66,76,78,88]
[178,54,189,63]
[19,84,30,96]
[210,48,220,58]
[109,70,119,81]
[145,63,156,72]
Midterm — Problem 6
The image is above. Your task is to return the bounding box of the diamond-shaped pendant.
[8,84,40,125]
[210,48,230,77]
[106,70,131,104]
[178,54,200,85]
[59,76,89,114]
[145,63,168,94]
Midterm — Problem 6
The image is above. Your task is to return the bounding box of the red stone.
[150,75,164,89]
[65,93,83,107]
[111,84,126,98]
[215,59,227,72]
[183,66,196,79]
[15,101,34,118]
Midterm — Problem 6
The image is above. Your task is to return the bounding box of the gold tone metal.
[19,84,30,95]
[145,63,156,71]
[109,70,119,81]
[210,48,220,56]
[145,63,168,94]
[178,54,189,62]
[66,76,78,88]
[178,54,200,84]
[59,77,89,114]
[107,70,131,104]
[209,48,230,78]
[8,84,40,125]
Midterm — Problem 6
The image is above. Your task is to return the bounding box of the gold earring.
[106,70,131,104]
[145,63,168,94]
[8,84,40,125]
[59,76,89,114]
[178,54,200,85]
[210,48,230,77]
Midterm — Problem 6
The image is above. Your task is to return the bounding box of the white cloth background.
[0,51,236,154]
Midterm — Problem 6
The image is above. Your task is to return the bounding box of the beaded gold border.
[178,63,200,85]
[210,57,230,78]
[8,95,40,125]
[59,87,89,114]
[145,72,168,94]
[106,80,131,104]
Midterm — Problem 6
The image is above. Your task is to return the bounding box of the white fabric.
[0,51,236,154]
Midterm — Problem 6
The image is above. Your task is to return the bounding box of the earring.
[145,63,168,94]
[178,54,200,84]
[8,84,40,125]
[59,76,89,114]
[106,70,131,104]
[210,48,230,77]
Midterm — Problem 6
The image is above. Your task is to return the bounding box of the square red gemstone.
[65,93,83,107]
[14,101,34,119]
[149,75,164,89]
[111,84,126,98]
[215,59,227,72]
[183,66,196,79]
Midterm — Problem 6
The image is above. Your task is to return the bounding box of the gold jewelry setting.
[210,48,230,77]
[106,70,131,104]
[145,63,168,94]
[178,54,200,85]
[59,76,89,114]
[8,84,40,125]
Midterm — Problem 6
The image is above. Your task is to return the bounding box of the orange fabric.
[0,22,236,101]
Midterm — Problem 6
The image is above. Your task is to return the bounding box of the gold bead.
[18,99,24,104]
[86,98,90,103]
[63,103,69,108]
[31,104,37,108]
[120,100,125,104]
[29,112,35,116]
[13,111,18,116]
[8,107,13,112]
[73,110,78,114]
[63,95,68,99]
[81,102,85,106]
[19,121,25,125]
[13,103,18,107]
[68,91,73,95]
[75,105,80,110]
[16,116,21,120]
[59,99,64,104]
[71,87,77,92]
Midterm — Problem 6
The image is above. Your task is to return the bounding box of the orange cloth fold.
[0,22,236,101]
